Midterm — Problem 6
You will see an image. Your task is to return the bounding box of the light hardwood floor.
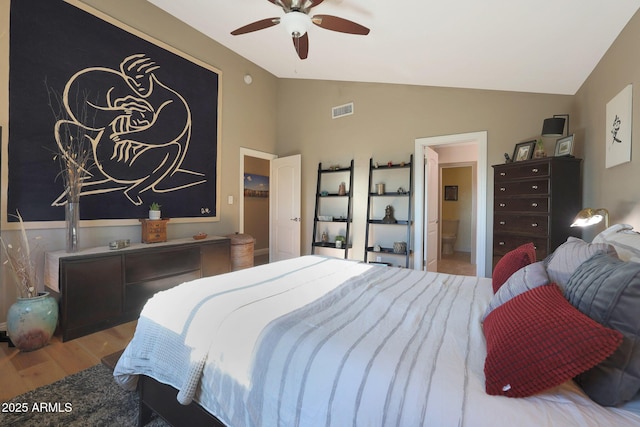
[437,251,477,276]
[0,321,136,402]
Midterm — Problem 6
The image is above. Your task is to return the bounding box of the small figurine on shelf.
[338,182,346,196]
[321,230,329,243]
[504,153,512,163]
[382,205,397,223]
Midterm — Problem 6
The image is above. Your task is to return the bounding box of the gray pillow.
[564,253,640,406]
[482,261,549,321]
[545,237,616,289]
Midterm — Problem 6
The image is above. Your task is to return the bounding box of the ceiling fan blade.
[312,14,369,35]
[292,33,309,59]
[268,0,292,12]
[301,0,324,11]
[231,17,280,35]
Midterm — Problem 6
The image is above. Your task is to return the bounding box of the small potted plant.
[149,202,161,220]
[335,235,346,249]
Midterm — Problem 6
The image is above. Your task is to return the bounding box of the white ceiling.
[147,0,640,95]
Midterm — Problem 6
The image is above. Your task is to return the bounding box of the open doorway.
[414,131,488,277]
[240,148,277,265]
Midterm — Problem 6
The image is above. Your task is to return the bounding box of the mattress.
[114,255,640,426]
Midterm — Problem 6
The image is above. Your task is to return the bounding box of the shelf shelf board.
[320,167,352,173]
[368,219,411,225]
[319,193,350,197]
[312,242,351,249]
[368,192,410,197]
[366,246,413,255]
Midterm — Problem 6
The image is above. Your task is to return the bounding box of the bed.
[113,227,640,426]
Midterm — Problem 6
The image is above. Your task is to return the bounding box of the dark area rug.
[1,363,169,427]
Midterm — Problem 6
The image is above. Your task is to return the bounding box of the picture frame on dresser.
[513,140,536,161]
[555,134,575,156]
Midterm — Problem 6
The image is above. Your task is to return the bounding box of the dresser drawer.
[495,162,550,181]
[495,179,549,196]
[494,214,549,235]
[493,234,549,260]
[494,197,549,213]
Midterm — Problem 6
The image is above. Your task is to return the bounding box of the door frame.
[239,147,277,236]
[414,131,488,277]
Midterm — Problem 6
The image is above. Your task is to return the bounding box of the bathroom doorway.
[440,164,476,276]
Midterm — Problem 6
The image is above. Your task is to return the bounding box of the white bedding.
[114,255,640,426]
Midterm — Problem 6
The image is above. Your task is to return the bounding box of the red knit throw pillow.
[483,283,623,398]
[492,242,536,293]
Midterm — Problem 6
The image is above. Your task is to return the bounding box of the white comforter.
[114,255,640,426]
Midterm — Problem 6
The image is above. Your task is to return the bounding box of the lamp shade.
[542,117,566,137]
[571,208,610,228]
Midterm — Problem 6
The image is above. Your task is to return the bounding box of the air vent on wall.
[332,102,354,119]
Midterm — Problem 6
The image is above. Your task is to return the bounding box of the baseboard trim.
[254,248,269,256]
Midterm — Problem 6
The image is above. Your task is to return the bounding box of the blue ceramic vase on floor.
[7,292,58,351]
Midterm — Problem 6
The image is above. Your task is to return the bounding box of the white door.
[270,154,301,262]
[425,147,439,271]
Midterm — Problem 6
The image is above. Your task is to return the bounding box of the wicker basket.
[226,233,255,271]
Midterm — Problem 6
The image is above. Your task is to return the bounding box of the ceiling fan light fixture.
[281,11,311,38]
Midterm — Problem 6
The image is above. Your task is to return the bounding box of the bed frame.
[138,375,225,427]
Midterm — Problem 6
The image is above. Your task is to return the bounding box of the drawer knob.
[532,185,538,190]
[499,241,505,246]
[500,172,506,176]
[531,223,538,227]
[499,221,506,225]
[531,202,538,207]
[532,168,539,173]
[499,203,506,207]
[500,187,506,192]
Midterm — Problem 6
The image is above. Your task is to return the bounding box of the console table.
[45,236,231,341]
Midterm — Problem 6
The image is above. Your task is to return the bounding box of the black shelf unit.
[364,156,413,267]
[311,160,354,258]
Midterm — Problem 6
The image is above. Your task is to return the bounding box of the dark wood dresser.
[492,157,582,269]
[45,236,231,341]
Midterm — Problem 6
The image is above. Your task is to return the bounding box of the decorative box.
[139,218,170,243]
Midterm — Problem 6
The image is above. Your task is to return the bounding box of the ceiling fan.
[230,0,370,60]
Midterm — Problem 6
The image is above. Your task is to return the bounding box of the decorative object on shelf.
[555,134,575,157]
[504,153,512,163]
[335,235,346,249]
[571,208,610,228]
[149,202,162,220]
[338,182,346,196]
[193,232,208,240]
[444,185,458,201]
[374,244,381,252]
[606,84,632,168]
[139,218,170,243]
[534,139,546,158]
[387,161,393,167]
[397,187,406,194]
[1,211,58,351]
[47,85,97,253]
[109,239,130,250]
[512,140,536,162]
[322,230,329,243]
[320,191,329,196]
[377,183,385,195]
[382,205,397,223]
[393,241,407,254]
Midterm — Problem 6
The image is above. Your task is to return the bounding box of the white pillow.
[593,224,640,262]
[544,237,616,289]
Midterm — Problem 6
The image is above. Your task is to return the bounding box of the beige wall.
[0,0,279,323]
[574,9,640,241]
[276,80,572,272]
[2,0,638,323]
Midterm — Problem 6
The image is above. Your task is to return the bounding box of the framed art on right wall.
[606,84,632,168]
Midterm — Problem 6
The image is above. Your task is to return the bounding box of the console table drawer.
[493,234,549,260]
[125,247,200,283]
[494,162,550,181]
